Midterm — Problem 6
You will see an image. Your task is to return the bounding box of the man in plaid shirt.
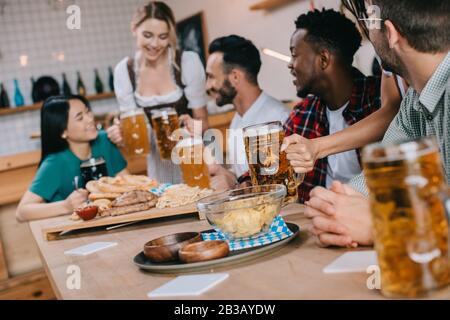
[283,66,381,203]
[239,9,381,203]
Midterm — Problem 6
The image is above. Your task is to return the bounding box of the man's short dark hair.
[295,8,362,66]
[208,35,261,84]
[372,0,450,53]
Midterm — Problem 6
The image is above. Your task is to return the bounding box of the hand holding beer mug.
[120,108,150,156]
[150,107,180,160]
[243,121,304,204]
[362,137,450,298]
[175,137,210,189]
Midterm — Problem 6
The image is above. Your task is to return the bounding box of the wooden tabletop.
[28,204,450,300]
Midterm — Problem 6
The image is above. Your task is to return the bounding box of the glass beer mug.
[150,107,180,160]
[80,157,108,187]
[175,137,210,189]
[362,137,450,298]
[120,108,150,156]
[243,121,304,204]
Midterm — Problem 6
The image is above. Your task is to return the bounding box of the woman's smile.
[145,46,160,54]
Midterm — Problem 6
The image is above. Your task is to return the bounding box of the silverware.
[73,176,80,190]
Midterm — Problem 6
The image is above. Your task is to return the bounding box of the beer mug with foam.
[120,108,150,156]
[175,137,210,189]
[362,137,450,297]
[150,107,180,160]
[243,121,304,204]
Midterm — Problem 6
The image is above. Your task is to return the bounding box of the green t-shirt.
[30,130,127,203]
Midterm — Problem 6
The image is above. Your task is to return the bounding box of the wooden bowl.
[178,240,229,264]
[144,232,202,263]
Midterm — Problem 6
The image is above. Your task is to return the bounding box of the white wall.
[166,0,375,101]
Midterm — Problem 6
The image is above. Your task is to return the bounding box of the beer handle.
[295,172,305,186]
[178,118,194,138]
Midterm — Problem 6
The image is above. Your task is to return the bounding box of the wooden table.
[28,204,450,300]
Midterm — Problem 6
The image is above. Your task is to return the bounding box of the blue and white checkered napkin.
[150,183,173,196]
[201,216,294,251]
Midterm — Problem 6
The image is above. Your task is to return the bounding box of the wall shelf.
[0,92,116,117]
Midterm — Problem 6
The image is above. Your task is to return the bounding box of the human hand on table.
[106,118,124,147]
[304,181,373,248]
[64,189,89,212]
[281,134,320,174]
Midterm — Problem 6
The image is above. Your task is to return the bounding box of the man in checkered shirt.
[283,9,381,204]
[296,0,450,248]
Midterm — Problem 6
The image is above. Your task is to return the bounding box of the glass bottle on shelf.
[62,73,72,96]
[31,77,38,103]
[94,69,104,94]
[0,83,10,108]
[108,66,114,92]
[76,71,86,96]
[14,79,25,107]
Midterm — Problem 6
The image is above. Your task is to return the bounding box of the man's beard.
[213,79,237,107]
[296,85,311,99]
[374,35,405,77]
[295,77,314,99]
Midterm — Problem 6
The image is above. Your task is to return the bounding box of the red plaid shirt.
[283,68,381,203]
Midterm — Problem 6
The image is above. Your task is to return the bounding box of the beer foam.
[121,109,144,118]
[363,140,439,163]
[80,157,106,168]
[243,127,282,138]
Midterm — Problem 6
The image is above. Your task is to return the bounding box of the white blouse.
[113,49,207,184]
[114,49,207,111]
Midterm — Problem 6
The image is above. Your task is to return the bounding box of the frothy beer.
[120,109,150,156]
[243,121,303,204]
[363,137,450,298]
[175,137,210,189]
[151,108,180,160]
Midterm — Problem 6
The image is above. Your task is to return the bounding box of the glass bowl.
[196,184,287,240]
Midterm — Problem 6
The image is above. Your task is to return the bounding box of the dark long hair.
[39,95,91,166]
[342,0,369,39]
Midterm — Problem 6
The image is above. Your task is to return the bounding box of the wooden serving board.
[42,203,203,241]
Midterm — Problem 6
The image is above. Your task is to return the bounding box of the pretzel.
[95,175,158,193]
[121,175,157,188]
[71,175,160,221]
[85,181,101,193]
[96,181,135,193]
[88,192,122,201]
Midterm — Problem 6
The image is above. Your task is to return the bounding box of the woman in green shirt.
[16,95,128,221]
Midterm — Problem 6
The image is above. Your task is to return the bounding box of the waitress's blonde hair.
[132,1,179,70]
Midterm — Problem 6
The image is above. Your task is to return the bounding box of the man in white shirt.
[325,102,363,188]
[205,35,290,190]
